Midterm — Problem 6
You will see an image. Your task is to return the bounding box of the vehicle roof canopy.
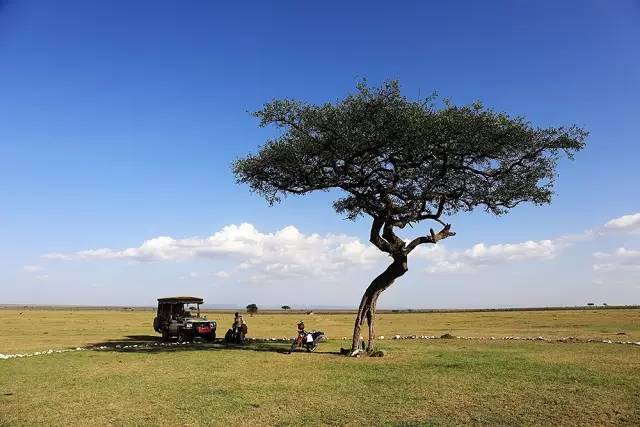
[157,296,204,304]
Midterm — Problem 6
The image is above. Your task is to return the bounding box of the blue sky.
[1,1,639,307]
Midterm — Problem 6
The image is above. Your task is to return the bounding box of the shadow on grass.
[88,335,340,356]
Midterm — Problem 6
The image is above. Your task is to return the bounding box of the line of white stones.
[350,334,640,345]
[2,335,639,360]
[0,347,87,360]
[0,339,290,360]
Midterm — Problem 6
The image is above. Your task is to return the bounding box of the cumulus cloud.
[44,223,385,281]
[412,245,467,273]
[415,239,560,273]
[460,240,557,263]
[593,248,640,272]
[603,213,640,233]
[416,211,640,273]
[41,211,640,279]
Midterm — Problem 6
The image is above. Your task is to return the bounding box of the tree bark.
[350,253,408,353]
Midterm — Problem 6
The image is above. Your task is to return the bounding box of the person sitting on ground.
[232,312,246,331]
[297,320,305,336]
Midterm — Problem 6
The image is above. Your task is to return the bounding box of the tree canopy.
[246,303,258,315]
[234,81,586,241]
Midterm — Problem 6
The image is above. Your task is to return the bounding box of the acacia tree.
[246,303,258,316]
[233,81,586,354]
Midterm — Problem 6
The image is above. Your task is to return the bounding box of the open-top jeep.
[153,296,217,342]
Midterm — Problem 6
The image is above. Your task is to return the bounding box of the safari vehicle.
[153,296,217,342]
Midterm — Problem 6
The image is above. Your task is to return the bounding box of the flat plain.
[1,308,639,426]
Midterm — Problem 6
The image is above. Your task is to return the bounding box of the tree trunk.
[350,254,408,353]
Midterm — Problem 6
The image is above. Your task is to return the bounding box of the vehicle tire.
[206,332,216,343]
[307,342,319,352]
[161,329,170,342]
[177,330,187,343]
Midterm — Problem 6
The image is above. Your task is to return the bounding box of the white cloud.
[337,240,381,264]
[416,211,640,274]
[593,248,640,272]
[413,245,468,273]
[23,265,43,273]
[414,238,560,274]
[42,211,640,280]
[604,213,640,233]
[460,240,557,263]
[44,223,386,281]
[426,260,469,274]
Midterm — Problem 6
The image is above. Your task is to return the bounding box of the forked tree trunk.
[350,254,408,353]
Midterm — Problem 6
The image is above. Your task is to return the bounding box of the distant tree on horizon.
[246,303,258,316]
[281,305,291,311]
[234,80,587,354]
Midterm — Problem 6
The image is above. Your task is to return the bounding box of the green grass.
[1,309,639,426]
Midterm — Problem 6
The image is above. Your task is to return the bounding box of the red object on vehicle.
[197,326,211,333]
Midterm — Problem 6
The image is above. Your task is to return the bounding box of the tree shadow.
[87,335,340,356]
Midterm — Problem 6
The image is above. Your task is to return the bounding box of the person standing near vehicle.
[295,320,307,345]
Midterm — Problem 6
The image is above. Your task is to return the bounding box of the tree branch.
[404,223,456,254]
[369,217,393,254]
[382,222,405,253]
[417,195,446,220]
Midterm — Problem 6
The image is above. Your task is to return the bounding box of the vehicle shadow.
[87,335,340,355]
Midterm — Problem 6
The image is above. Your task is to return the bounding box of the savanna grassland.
[1,308,639,426]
